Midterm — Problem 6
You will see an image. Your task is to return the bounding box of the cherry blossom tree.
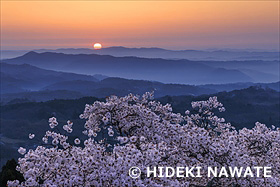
[8,92,280,186]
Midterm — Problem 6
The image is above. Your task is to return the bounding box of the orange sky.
[1,1,279,50]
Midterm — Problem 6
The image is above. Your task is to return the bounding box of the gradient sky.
[1,1,279,50]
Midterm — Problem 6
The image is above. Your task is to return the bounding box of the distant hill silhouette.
[42,77,216,97]
[2,47,279,61]
[3,51,255,84]
[197,60,279,82]
[1,90,84,104]
[1,62,279,104]
[88,46,280,61]
[200,81,280,92]
[0,77,217,104]
[0,63,98,93]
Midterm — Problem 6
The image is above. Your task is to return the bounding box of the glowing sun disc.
[93,43,102,50]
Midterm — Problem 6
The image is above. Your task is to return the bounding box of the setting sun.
[93,43,102,50]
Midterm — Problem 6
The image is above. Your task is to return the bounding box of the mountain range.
[1,47,279,61]
[0,63,217,103]
[4,51,277,85]
[1,62,279,105]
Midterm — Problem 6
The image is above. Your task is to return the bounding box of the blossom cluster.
[8,92,280,186]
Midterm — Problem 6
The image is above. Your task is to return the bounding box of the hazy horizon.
[1,46,279,52]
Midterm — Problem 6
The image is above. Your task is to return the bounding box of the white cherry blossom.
[8,93,280,187]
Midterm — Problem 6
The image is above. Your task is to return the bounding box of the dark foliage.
[0,159,24,186]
